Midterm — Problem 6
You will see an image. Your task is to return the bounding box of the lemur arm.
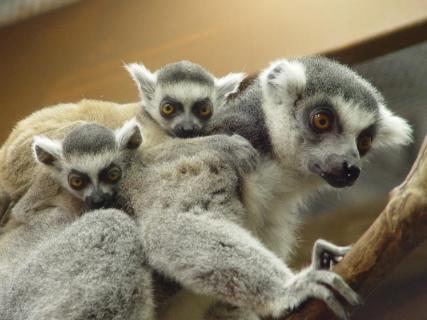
[138,208,360,319]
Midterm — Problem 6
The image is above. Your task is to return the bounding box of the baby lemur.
[4,119,143,228]
[126,60,245,138]
[0,57,412,320]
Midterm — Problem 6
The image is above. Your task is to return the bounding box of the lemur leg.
[204,302,260,320]
[312,239,352,270]
[0,209,154,320]
[139,209,360,319]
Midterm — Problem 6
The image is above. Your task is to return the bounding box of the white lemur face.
[260,57,412,188]
[32,119,143,209]
[126,60,245,138]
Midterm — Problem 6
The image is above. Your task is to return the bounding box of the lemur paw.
[226,134,259,174]
[312,239,351,270]
[204,134,259,173]
[270,268,361,320]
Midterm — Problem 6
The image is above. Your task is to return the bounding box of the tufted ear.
[125,63,157,104]
[374,104,413,149]
[115,118,144,151]
[32,136,63,169]
[215,72,246,106]
[260,59,306,105]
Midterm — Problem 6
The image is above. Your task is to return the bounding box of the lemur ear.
[215,73,246,105]
[115,118,144,150]
[125,63,157,103]
[32,136,63,167]
[260,59,306,104]
[374,104,413,149]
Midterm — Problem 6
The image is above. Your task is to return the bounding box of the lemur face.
[126,60,245,138]
[56,155,123,209]
[152,82,215,138]
[32,119,143,209]
[261,57,412,188]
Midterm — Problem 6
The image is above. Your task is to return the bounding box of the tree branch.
[283,136,427,320]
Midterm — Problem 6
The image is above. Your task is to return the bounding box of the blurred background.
[0,0,426,319]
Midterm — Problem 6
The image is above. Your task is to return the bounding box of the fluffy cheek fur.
[373,103,413,149]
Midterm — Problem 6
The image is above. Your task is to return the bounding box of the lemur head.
[260,56,412,188]
[32,119,143,209]
[126,60,245,138]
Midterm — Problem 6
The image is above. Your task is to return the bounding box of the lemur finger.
[312,270,362,306]
[295,283,349,320]
[314,239,352,256]
[312,239,352,270]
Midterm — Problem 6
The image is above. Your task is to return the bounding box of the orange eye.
[311,111,333,132]
[160,103,176,117]
[199,104,212,118]
[68,174,87,190]
[357,135,373,156]
[107,166,122,183]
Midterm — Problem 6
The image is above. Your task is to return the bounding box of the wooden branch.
[283,136,427,320]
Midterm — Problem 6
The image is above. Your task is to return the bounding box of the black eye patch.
[304,102,339,133]
[192,98,213,120]
[99,163,122,183]
[191,98,210,111]
[161,97,184,110]
[68,169,91,190]
[69,169,90,182]
[357,124,377,156]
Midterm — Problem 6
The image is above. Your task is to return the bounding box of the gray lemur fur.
[0,57,412,320]
[120,138,359,320]
[0,208,155,320]
[125,60,245,138]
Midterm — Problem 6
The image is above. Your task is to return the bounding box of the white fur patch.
[374,103,413,148]
[215,72,246,105]
[115,118,144,150]
[32,135,63,164]
[260,59,306,104]
[331,96,377,135]
[157,82,214,108]
[259,60,307,162]
[125,62,157,104]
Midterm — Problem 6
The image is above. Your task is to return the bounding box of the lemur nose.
[175,123,199,138]
[178,123,196,132]
[85,193,110,209]
[310,156,361,188]
[342,161,360,184]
